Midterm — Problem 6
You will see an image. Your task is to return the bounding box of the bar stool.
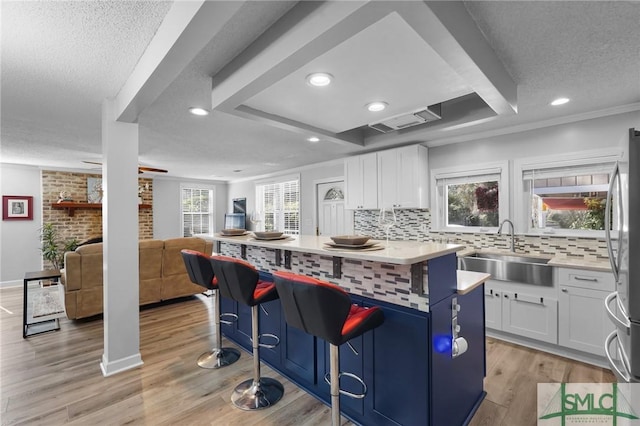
[273,271,385,426]
[210,255,284,410]
[180,249,240,369]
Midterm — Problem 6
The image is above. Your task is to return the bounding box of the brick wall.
[42,171,153,251]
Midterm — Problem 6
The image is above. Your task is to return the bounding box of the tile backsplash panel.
[218,242,430,312]
[354,209,609,261]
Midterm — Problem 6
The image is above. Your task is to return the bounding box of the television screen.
[224,213,246,230]
[233,198,246,214]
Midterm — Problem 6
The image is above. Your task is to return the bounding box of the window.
[525,166,610,231]
[182,186,215,236]
[256,176,300,235]
[514,149,620,235]
[431,162,508,232]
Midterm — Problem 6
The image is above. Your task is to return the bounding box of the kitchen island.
[211,234,486,426]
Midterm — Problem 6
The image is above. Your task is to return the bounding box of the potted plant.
[40,223,79,270]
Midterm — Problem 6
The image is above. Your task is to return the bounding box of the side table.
[23,269,62,338]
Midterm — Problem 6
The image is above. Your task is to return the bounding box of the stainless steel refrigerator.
[605,127,640,382]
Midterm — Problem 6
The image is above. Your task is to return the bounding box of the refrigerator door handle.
[605,330,631,382]
[605,291,630,331]
[605,162,620,283]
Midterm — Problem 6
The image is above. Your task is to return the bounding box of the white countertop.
[457,270,490,295]
[209,234,463,265]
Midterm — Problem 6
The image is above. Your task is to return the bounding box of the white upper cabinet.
[345,152,378,210]
[377,145,429,209]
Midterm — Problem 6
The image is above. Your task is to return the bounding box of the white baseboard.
[0,280,22,289]
[487,330,609,369]
[100,353,144,377]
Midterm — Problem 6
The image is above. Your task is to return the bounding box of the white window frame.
[430,161,509,233]
[255,174,301,235]
[180,183,216,237]
[513,149,621,237]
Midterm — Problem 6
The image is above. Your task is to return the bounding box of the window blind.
[257,178,300,235]
[522,163,615,180]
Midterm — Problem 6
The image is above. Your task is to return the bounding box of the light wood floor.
[0,286,615,425]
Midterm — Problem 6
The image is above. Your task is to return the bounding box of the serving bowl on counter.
[330,235,371,246]
[253,231,284,240]
[220,228,246,236]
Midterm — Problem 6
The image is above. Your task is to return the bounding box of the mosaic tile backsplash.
[218,243,430,312]
[354,209,609,260]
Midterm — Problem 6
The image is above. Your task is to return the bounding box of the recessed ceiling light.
[550,97,570,106]
[366,101,388,112]
[307,136,320,143]
[306,73,333,87]
[188,107,209,116]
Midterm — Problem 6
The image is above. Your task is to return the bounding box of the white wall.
[152,177,228,239]
[227,160,349,235]
[428,111,639,169]
[0,164,43,287]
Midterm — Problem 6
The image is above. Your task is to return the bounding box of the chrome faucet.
[497,219,515,252]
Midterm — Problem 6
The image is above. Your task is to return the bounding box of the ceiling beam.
[234,105,364,146]
[209,0,516,147]
[115,1,247,123]
[396,1,517,116]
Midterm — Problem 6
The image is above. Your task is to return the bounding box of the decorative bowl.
[221,228,246,236]
[330,235,371,245]
[253,231,284,239]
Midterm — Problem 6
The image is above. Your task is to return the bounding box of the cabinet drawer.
[556,268,615,291]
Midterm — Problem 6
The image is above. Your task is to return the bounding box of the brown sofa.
[60,237,213,319]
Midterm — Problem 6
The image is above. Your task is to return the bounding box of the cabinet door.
[281,321,316,385]
[502,291,558,344]
[219,295,238,340]
[559,286,610,356]
[377,149,398,209]
[377,146,428,209]
[395,145,421,208]
[344,156,363,210]
[345,153,377,210]
[360,153,378,209]
[319,335,365,416]
[363,299,430,426]
[258,298,281,366]
[484,285,503,331]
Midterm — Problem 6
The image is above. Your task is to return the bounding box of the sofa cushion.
[162,237,210,277]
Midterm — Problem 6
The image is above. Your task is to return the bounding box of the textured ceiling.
[1,1,639,181]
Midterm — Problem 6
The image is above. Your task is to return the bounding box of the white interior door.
[317,181,346,236]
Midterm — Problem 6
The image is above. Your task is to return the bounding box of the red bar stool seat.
[210,255,284,410]
[273,271,385,426]
[181,249,240,369]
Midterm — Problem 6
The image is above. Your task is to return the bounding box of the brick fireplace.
[42,171,153,250]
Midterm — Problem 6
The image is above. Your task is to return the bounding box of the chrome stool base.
[196,347,240,369]
[231,377,284,410]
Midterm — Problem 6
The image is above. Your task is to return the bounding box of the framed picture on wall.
[2,195,34,220]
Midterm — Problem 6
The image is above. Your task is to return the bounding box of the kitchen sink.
[459,252,553,286]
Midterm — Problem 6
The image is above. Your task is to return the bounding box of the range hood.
[369,104,442,133]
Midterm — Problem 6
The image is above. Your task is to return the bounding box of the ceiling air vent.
[369,104,442,133]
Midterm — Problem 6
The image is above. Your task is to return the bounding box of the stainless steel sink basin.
[459,252,553,286]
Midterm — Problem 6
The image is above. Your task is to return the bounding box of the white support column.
[100,98,143,376]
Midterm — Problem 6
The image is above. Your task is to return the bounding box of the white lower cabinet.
[484,280,558,344]
[556,267,615,357]
[502,290,558,344]
[484,286,502,330]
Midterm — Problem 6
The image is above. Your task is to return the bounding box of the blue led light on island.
[433,334,453,354]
